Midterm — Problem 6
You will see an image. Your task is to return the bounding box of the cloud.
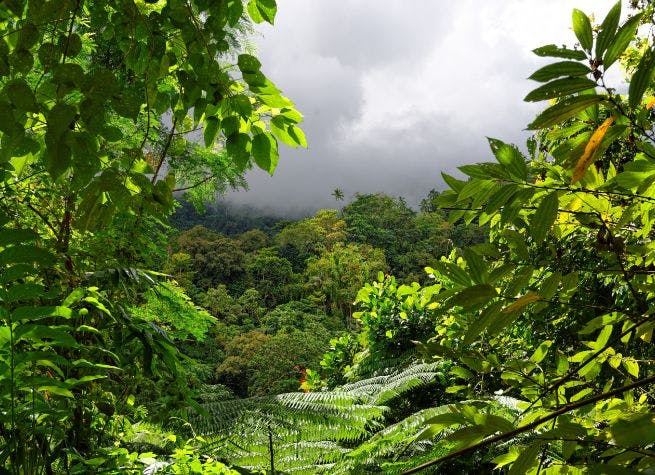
[225,0,619,214]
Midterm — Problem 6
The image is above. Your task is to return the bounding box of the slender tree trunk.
[268,424,275,474]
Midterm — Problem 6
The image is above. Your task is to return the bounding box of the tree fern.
[190,361,447,473]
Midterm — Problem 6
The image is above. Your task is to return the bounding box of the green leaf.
[530,191,559,243]
[464,302,503,343]
[270,117,298,147]
[252,132,279,174]
[533,44,587,60]
[247,0,276,24]
[595,2,621,58]
[611,415,655,447]
[288,125,307,148]
[572,9,593,52]
[604,13,643,69]
[0,228,38,246]
[203,117,220,147]
[508,442,542,475]
[524,77,597,102]
[237,53,261,74]
[628,47,655,109]
[6,79,37,112]
[38,385,74,398]
[622,358,639,378]
[226,0,244,26]
[226,133,251,170]
[0,245,54,266]
[529,340,553,364]
[463,248,487,284]
[527,95,604,130]
[258,93,294,108]
[450,284,497,309]
[229,94,252,118]
[528,61,591,82]
[488,139,527,179]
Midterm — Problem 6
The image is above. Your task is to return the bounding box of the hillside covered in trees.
[3,1,655,474]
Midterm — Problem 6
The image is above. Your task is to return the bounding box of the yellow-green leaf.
[572,116,615,183]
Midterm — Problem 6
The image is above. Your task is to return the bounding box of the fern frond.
[192,362,442,473]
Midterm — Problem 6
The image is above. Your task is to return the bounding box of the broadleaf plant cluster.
[3,0,655,474]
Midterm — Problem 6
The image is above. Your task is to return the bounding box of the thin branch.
[401,373,655,474]
[172,174,216,193]
[151,117,178,184]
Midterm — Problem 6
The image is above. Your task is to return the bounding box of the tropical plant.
[376,3,655,473]
[0,0,304,471]
[192,362,446,474]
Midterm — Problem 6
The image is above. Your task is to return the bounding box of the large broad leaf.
[450,284,497,309]
[251,132,279,174]
[503,291,541,314]
[524,77,597,102]
[528,61,591,82]
[226,133,251,170]
[595,2,621,58]
[463,248,487,284]
[572,9,593,52]
[247,0,276,24]
[237,54,261,74]
[527,95,604,130]
[604,13,643,69]
[572,116,615,183]
[507,442,543,475]
[532,44,586,60]
[530,191,559,243]
[203,117,220,147]
[464,302,503,343]
[488,139,527,180]
[611,415,655,448]
[628,47,655,109]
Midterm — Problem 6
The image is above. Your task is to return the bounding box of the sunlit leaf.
[572,116,615,183]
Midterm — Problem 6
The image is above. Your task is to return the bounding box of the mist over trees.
[2,1,655,474]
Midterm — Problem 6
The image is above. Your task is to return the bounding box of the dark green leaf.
[508,442,542,475]
[604,13,643,69]
[611,415,655,447]
[6,79,37,112]
[527,95,604,130]
[0,228,38,247]
[252,132,279,174]
[237,54,261,74]
[530,191,559,243]
[226,0,244,26]
[483,184,520,214]
[528,61,591,82]
[450,284,497,309]
[628,47,655,109]
[464,302,503,343]
[595,2,621,58]
[572,9,593,52]
[463,248,487,284]
[229,94,252,118]
[226,133,251,170]
[203,117,220,147]
[524,77,597,102]
[532,44,586,60]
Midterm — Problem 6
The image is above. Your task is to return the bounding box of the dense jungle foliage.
[3,0,655,474]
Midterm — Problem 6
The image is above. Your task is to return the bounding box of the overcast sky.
[224,0,619,215]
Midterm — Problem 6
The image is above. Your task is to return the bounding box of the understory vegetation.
[2,0,655,474]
